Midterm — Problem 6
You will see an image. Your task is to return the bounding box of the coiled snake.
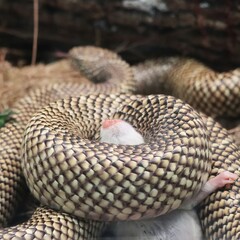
[0,46,240,239]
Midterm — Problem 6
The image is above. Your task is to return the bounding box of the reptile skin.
[0,46,240,240]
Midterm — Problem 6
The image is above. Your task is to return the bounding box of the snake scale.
[0,46,240,239]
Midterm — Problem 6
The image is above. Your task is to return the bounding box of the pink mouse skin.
[100,119,144,145]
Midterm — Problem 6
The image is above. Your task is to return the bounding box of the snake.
[133,57,240,118]
[229,126,240,147]
[0,46,240,239]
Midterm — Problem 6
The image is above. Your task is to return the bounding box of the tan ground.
[0,58,88,111]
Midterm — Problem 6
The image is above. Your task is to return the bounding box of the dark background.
[0,0,239,70]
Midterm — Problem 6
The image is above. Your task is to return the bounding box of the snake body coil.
[22,94,210,221]
[133,58,240,118]
[0,46,240,239]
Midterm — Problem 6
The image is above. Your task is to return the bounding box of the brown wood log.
[0,0,239,69]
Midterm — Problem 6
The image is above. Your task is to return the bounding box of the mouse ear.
[102,119,122,129]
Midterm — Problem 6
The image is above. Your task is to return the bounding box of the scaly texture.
[22,94,210,221]
[0,207,104,240]
[20,93,240,239]
[1,45,240,239]
[0,46,134,238]
[133,58,240,239]
[199,116,240,239]
[69,46,135,93]
[133,58,240,118]
[228,126,240,147]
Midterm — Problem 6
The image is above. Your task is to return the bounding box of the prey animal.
[100,119,238,240]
